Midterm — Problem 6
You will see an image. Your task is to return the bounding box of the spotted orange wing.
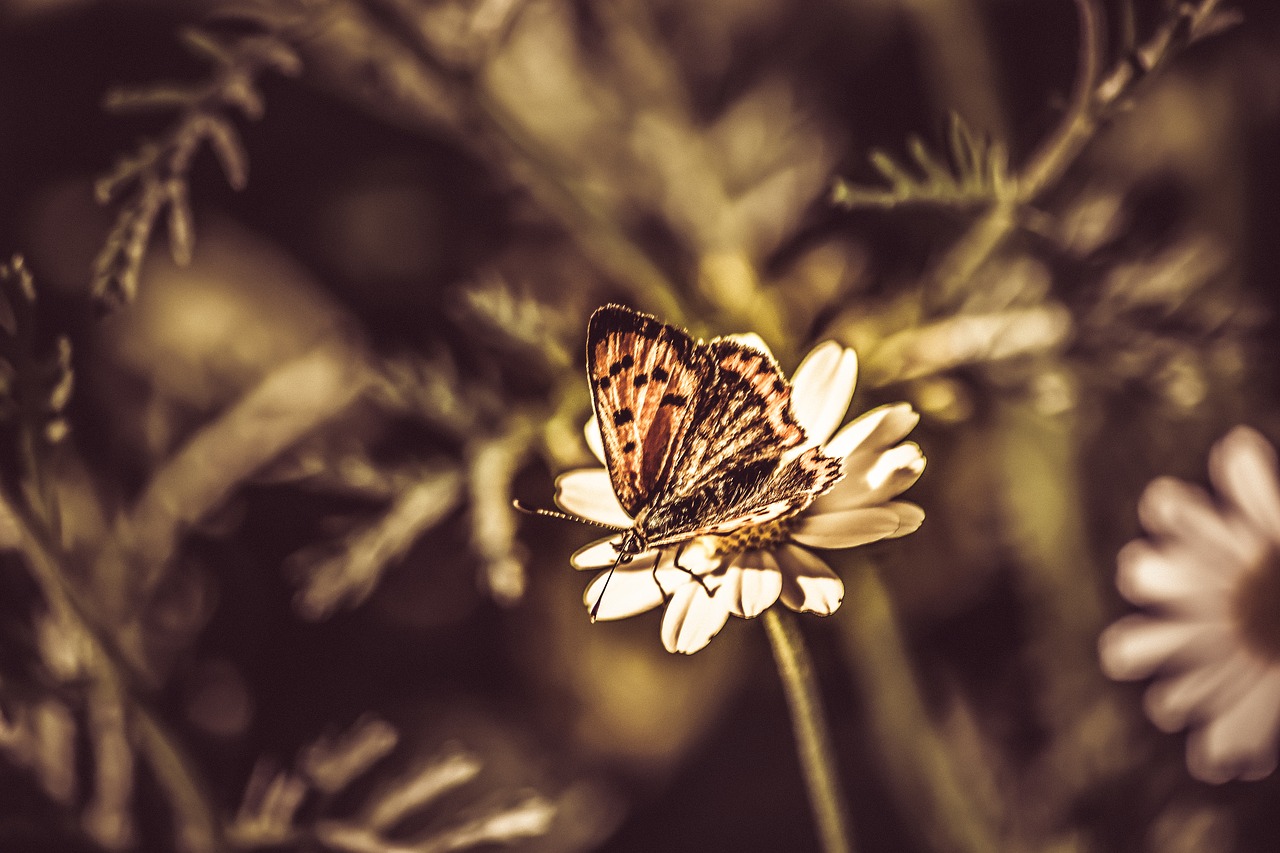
[709,337,807,450]
[586,305,844,548]
[639,342,843,546]
[586,305,706,518]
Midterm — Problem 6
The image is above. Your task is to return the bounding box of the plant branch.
[3,493,222,852]
[125,345,374,599]
[247,0,689,323]
[1016,0,1106,200]
[929,0,1235,307]
[94,28,300,305]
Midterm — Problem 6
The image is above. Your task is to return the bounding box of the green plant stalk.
[9,500,222,852]
[275,0,688,325]
[473,86,690,324]
[1014,0,1104,202]
[928,0,1101,307]
[931,0,1225,308]
[763,608,855,853]
[990,399,1126,816]
[837,560,999,853]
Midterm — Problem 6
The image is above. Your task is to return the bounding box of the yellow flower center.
[712,518,796,555]
[1233,549,1280,662]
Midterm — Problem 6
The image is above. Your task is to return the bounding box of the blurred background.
[2,0,1280,850]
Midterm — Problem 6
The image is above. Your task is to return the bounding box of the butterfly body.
[586,305,844,559]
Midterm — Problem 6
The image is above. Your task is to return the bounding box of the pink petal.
[720,551,783,618]
[660,582,731,654]
[1114,540,1236,615]
[1098,614,1232,680]
[1185,667,1280,783]
[776,545,844,615]
[584,417,606,466]
[583,565,664,620]
[1210,426,1280,544]
[814,441,925,513]
[1138,477,1263,568]
[570,536,627,569]
[790,343,858,447]
[554,469,633,529]
[825,403,920,460]
[791,505,912,549]
[1143,650,1256,733]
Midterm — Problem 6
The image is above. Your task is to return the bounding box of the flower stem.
[763,608,855,853]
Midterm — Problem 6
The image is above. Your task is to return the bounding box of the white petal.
[1138,477,1265,569]
[814,442,925,513]
[1143,650,1255,733]
[792,505,915,549]
[1186,668,1280,783]
[881,502,925,538]
[1098,614,1232,680]
[570,536,625,569]
[790,342,858,447]
[676,536,726,577]
[777,545,844,615]
[1210,426,1280,544]
[653,563,692,596]
[554,469,633,529]
[1114,540,1235,616]
[826,403,920,461]
[720,551,783,618]
[660,582,731,654]
[583,565,664,620]
[584,417,606,466]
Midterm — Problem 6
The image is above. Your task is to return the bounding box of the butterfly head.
[616,528,648,561]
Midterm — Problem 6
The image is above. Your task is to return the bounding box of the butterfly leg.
[651,552,668,601]
[671,541,711,595]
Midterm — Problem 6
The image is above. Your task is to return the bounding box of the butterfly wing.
[710,338,808,452]
[640,341,844,545]
[700,446,844,534]
[586,305,706,517]
[662,339,805,491]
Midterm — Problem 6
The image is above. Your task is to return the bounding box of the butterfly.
[584,304,844,569]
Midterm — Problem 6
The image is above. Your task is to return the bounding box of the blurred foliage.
[0,0,1279,851]
[831,113,1014,210]
[93,28,302,305]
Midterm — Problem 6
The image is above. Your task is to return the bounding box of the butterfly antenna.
[511,501,628,532]
[589,551,627,622]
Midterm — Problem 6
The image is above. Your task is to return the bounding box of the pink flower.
[1100,426,1280,783]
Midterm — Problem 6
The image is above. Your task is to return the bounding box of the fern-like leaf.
[832,114,1013,211]
[92,28,300,307]
[0,256,73,449]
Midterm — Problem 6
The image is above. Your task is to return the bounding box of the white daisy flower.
[1099,426,1280,783]
[555,338,926,654]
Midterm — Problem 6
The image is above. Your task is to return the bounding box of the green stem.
[474,87,690,323]
[9,501,222,852]
[931,0,1222,308]
[838,560,999,853]
[1015,0,1105,201]
[763,608,854,853]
